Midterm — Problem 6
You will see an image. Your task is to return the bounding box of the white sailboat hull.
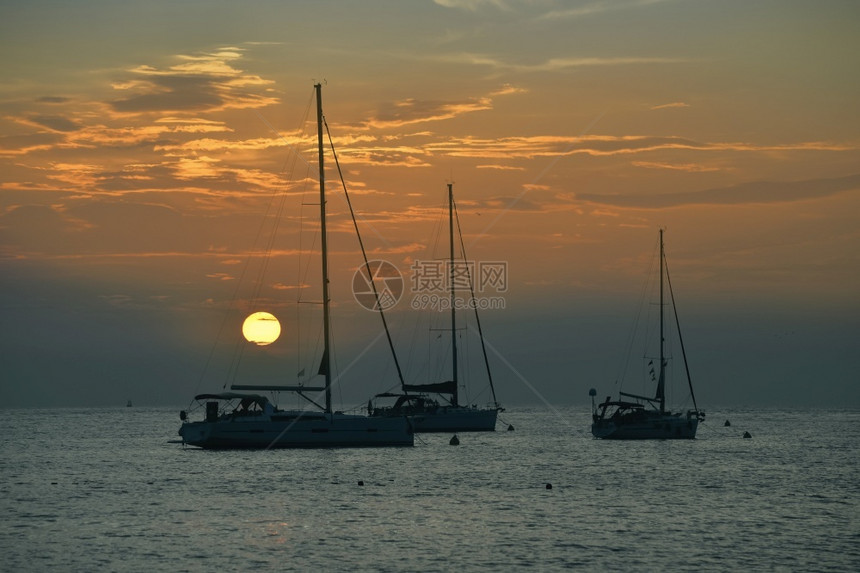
[180,411,413,449]
[591,413,698,440]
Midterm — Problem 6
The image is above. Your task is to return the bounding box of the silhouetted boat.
[178,84,413,449]
[369,184,502,432]
[590,230,705,439]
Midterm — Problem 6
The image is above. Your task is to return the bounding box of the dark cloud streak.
[110,76,224,114]
[27,114,83,132]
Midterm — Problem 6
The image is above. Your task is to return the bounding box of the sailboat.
[590,229,705,439]
[368,183,502,432]
[178,84,413,449]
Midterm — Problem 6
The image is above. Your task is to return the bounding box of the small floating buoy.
[507,424,515,431]
[724,419,731,427]
[357,480,364,486]
[743,431,752,439]
[449,435,459,446]
[545,483,552,490]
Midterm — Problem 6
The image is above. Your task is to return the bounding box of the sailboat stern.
[178,393,413,449]
[179,413,413,449]
[591,409,699,440]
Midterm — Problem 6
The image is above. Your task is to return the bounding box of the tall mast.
[656,228,666,413]
[315,83,332,414]
[448,183,459,407]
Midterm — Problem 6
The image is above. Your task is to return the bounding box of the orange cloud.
[632,161,721,172]
[476,164,525,171]
[108,48,278,116]
[360,97,494,130]
[651,102,690,110]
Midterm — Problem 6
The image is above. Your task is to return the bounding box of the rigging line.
[323,116,406,388]
[298,117,392,249]
[480,332,577,431]
[252,89,315,379]
[453,196,499,406]
[248,170,293,309]
[414,198,440,383]
[261,399,330,451]
[217,92,317,392]
[227,197,302,388]
[329,315,342,407]
[226,178,294,388]
[295,167,307,371]
[328,328,388,405]
[422,196,449,385]
[297,174,324,377]
[248,108,314,311]
[215,167,294,390]
[259,88,391,252]
[663,247,700,415]
[616,238,658,391]
[202,162,300,392]
[252,90,315,171]
[249,89,315,311]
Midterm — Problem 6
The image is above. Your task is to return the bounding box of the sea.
[1,406,858,572]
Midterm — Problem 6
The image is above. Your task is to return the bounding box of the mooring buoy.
[545,483,552,490]
[743,431,752,439]
[449,435,460,446]
[357,480,364,486]
[724,419,731,427]
[507,424,515,431]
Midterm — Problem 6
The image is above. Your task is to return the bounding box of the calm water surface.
[2,407,858,572]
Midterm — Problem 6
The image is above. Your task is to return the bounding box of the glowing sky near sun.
[1,0,858,407]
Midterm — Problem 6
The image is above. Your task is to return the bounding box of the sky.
[1,0,858,410]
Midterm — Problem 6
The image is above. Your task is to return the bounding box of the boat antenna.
[315,83,332,414]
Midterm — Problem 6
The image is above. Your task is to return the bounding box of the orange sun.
[242,312,281,346]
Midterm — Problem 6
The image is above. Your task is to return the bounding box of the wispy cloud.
[359,96,494,130]
[205,272,235,281]
[632,160,720,172]
[577,174,860,208]
[109,48,277,115]
[24,114,83,132]
[476,164,525,171]
[651,102,690,110]
[433,0,510,11]
[426,134,858,160]
[429,52,686,73]
[538,0,673,21]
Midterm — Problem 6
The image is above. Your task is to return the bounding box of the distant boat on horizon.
[590,229,705,439]
[126,400,132,408]
[368,183,503,432]
[177,84,413,449]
